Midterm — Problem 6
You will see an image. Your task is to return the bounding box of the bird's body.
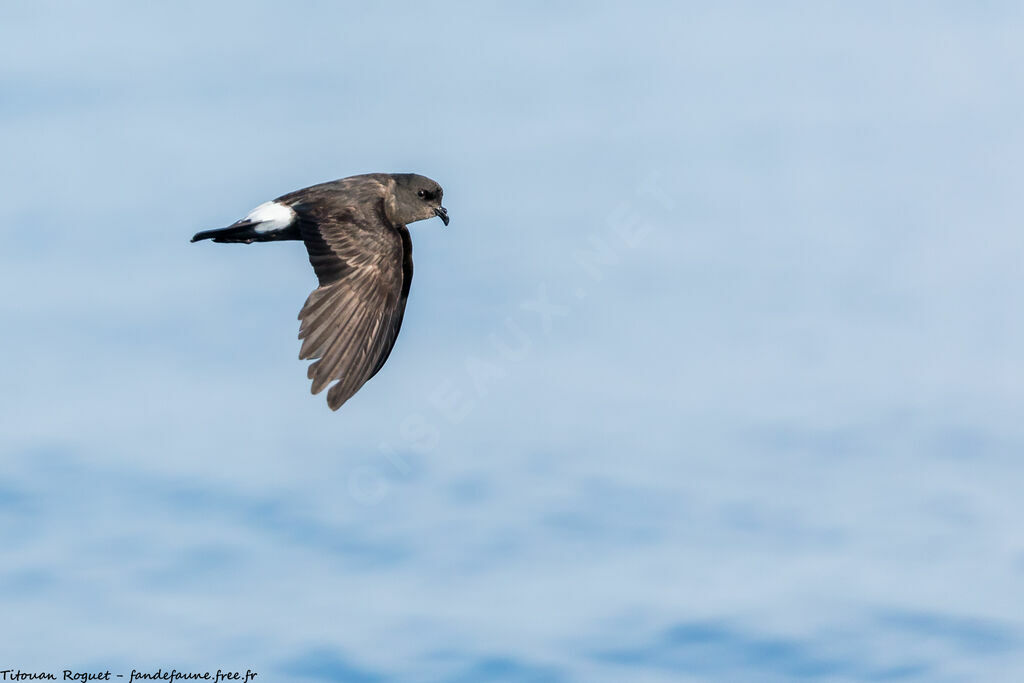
[192,173,449,410]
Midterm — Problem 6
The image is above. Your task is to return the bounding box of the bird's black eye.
[417,189,427,198]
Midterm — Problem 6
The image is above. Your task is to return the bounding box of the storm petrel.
[192,173,449,410]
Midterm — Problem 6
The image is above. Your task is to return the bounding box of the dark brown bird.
[191,173,449,410]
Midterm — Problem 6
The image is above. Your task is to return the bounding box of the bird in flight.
[192,173,449,410]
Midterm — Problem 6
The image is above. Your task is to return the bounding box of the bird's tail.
[190,221,299,244]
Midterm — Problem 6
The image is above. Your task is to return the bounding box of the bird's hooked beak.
[434,206,449,226]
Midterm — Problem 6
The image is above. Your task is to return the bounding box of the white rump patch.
[246,201,296,233]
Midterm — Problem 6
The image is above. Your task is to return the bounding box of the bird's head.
[390,173,449,227]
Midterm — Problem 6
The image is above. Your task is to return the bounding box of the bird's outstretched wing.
[287,185,412,411]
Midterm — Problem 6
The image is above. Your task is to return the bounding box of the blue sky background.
[2,2,1023,681]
